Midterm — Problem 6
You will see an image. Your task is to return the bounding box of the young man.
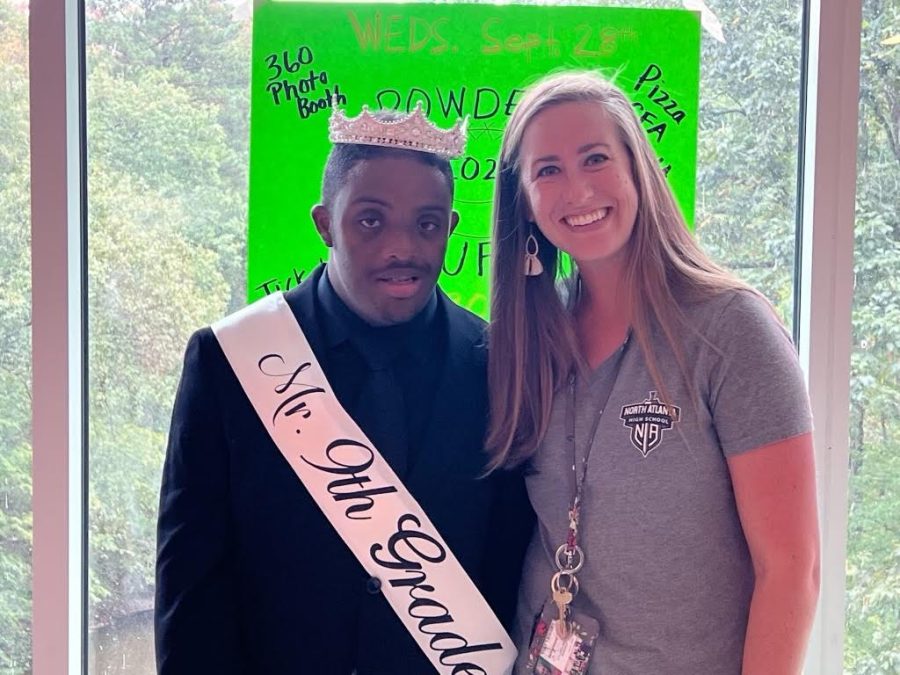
[154,106,532,674]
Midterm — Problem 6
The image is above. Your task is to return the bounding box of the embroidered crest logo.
[620,391,681,457]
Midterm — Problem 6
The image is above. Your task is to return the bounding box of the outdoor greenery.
[0,0,896,672]
[0,1,35,670]
[845,2,900,672]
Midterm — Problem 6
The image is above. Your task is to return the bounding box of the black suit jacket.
[155,267,533,674]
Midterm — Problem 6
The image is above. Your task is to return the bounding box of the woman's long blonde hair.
[487,70,755,470]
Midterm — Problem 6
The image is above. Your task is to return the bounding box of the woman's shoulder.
[671,286,793,359]
[677,285,783,328]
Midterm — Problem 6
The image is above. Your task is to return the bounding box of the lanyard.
[553,335,631,592]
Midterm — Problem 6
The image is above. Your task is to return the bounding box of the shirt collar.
[316,266,439,367]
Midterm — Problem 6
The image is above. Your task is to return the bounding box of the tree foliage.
[83,0,247,632]
[844,1,900,672]
[0,2,33,671]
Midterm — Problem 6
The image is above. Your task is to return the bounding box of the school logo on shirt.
[620,391,681,458]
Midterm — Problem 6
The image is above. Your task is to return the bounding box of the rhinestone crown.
[329,102,467,159]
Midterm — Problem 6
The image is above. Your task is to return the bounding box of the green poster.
[249,2,700,316]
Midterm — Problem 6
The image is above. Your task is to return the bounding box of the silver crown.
[329,102,467,159]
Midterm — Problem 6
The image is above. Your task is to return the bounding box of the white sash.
[212,292,516,675]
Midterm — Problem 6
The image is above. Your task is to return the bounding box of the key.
[552,587,573,638]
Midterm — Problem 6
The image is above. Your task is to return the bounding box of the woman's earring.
[524,230,544,277]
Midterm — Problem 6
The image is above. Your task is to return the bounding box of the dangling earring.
[524,228,544,277]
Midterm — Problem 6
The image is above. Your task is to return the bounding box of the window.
[84,0,250,670]
[690,0,804,330]
[17,0,871,673]
[845,0,899,671]
[0,0,33,672]
[79,1,809,671]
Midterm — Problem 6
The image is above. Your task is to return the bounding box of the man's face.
[312,155,458,326]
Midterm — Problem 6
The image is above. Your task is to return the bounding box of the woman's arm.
[727,432,820,675]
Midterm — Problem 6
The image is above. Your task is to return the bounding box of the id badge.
[523,600,600,675]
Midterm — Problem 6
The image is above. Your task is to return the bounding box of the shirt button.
[366,576,382,594]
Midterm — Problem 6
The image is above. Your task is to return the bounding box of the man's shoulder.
[181,325,219,362]
[282,266,321,320]
[182,271,320,371]
[172,326,234,405]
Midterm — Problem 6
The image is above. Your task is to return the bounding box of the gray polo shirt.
[513,289,813,674]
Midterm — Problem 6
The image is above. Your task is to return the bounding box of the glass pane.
[845,0,900,672]
[82,0,806,672]
[0,0,33,672]
[84,0,250,671]
[691,1,803,328]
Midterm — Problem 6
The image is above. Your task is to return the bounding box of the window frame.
[30,0,87,672]
[796,0,863,672]
[27,0,862,672]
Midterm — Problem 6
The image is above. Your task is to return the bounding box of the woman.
[488,71,819,674]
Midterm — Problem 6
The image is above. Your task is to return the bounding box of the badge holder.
[524,601,599,674]
[523,541,599,674]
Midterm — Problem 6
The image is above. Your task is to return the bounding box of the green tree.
[83,0,249,631]
[87,0,251,311]
[0,1,32,671]
[86,164,231,626]
[844,1,900,672]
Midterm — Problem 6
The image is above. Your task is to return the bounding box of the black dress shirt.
[315,269,446,475]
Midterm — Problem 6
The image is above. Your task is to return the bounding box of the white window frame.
[27,0,862,673]
[30,0,86,672]
[798,0,863,673]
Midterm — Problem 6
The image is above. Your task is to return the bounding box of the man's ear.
[311,204,334,247]
[449,210,460,237]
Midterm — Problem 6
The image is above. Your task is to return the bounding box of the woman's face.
[518,101,639,273]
